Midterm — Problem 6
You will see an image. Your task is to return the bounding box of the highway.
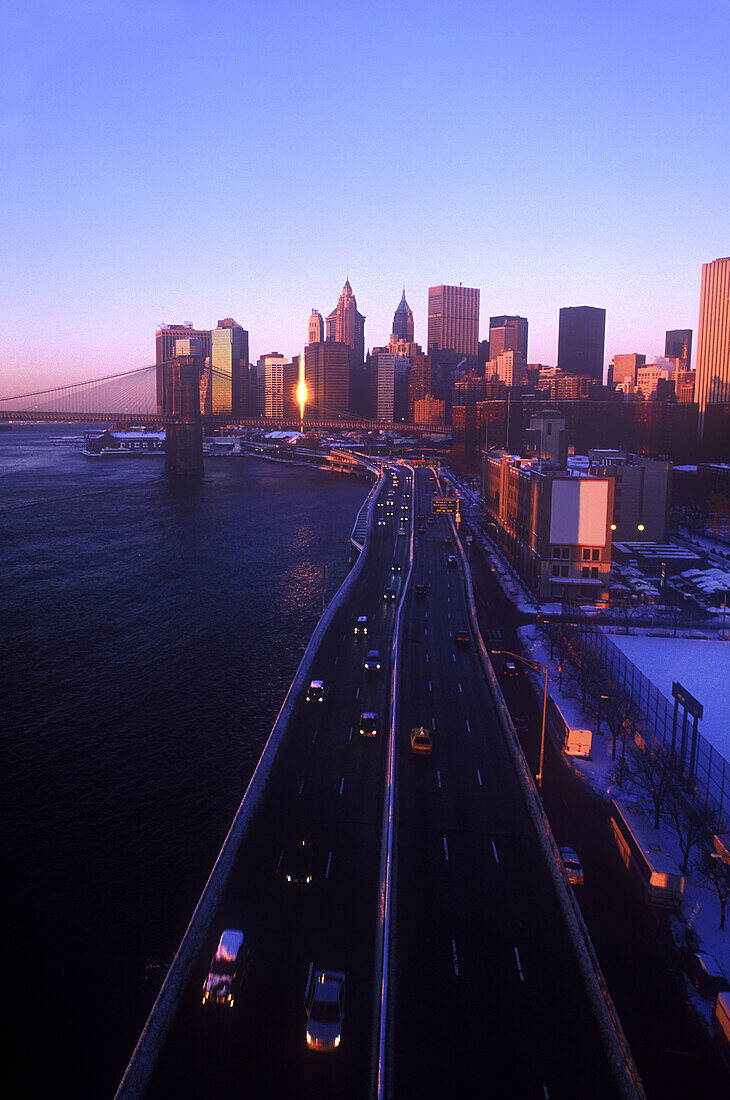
[140,464,628,1099]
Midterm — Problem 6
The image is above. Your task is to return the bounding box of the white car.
[202,930,248,1007]
[306,970,345,1051]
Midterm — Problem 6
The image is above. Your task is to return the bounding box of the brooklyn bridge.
[0,358,443,475]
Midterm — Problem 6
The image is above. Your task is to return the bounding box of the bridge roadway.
[141,464,627,1099]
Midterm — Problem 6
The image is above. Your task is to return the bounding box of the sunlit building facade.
[210,318,249,416]
[427,284,480,362]
[696,257,730,437]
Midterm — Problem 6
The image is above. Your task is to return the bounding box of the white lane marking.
[458,682,463,693]
[426,652,430,663]
[304,960,314,1003]
[514,946,525,982]
[466,719,471,732]
[428,680,433,692]
[442,835,449,861]
[424,628,428,638]
[341,634,346,643]
[349,726,353,741]
[452,653,456,662]
[339,776,344,796]
[436,769,442,789]
[432,716,437,730]
[356,687,360,699]
[542,1087,550,1099]
[447,611,451,619]
[334,655,339,665]
[312,729,318,743]
[476,769,482,786]
[298,780,304,795]
[452,938,460,976]
[325,851,332,878]
[276,848,284,873]
[491,840,500,863]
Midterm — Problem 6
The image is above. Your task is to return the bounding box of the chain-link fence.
[561,624,730,826]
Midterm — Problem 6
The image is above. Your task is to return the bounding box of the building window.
[582,566,590,578]
[591,567,599,578]
[592,548,600,561]
[561,548,570,560]
[552,565,560,576]
[552,546,561,559]
[561,565,569,577]
[582,548,591,561]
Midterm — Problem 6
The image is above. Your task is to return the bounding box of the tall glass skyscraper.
[210,318,249,416]
[557,306,606,383]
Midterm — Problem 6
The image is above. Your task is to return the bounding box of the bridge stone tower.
[162,355,204,477]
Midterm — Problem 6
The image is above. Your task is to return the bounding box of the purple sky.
[2,0,728,395]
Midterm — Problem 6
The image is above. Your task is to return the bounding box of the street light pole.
[491,649,549,790]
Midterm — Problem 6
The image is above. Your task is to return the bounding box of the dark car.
[503,660,518,676]
[282,840,317,886]
[359,712,378,738]
[353,615,368,637]
[391,561,402,574]
[443,535,453,544]
[455,630,470,647]
[363,649,382,671]
[447,554,457,568]
[418,525,426,534]
[383,587,396,601]
[414,583,428,598]
[305,679,327,703]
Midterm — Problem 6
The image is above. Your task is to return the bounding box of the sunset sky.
[2,0,728,393]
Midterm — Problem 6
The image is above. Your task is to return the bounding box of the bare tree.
[693,848,730,932]
[621,746,674,829]
[663,786,712,875]
[604,698,633,768]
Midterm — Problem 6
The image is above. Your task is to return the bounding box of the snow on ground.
[609,634,730,759]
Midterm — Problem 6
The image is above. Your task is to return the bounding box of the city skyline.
[2,1,728,393]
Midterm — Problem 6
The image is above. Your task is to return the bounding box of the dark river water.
[1,425,367,1097]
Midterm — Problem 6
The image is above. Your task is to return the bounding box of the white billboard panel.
[549,479,608,546]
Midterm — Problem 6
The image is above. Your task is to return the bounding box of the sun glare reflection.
[297,353,307,419]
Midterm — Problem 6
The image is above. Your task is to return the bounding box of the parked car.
[201,930,249,1007]
[559,846,584,886]
[680,948,730,1000]
[306,970,345,1051]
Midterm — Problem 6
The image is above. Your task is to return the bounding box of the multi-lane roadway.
[140,463,629,1099]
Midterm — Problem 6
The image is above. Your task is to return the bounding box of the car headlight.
[334,1034,341,1047]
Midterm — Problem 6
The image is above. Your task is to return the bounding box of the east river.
[1,425,367,1097]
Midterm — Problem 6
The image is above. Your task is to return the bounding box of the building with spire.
[308,309,324,345]
[326,278,365,370]
[392,288,414,342]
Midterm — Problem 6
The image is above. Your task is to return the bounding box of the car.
[377,518,386,526]
[680,948,730,1000]
[502,660,518,676]
[447,554,457,568]
[363,649,382,671]
[359,711,378,738]
[202,930,249,1007]
[398,528,406,537]
[418,525,426,534]
[455,630,470,647]
[306,970,345,1051]
[305,679,327,703]
[383,587,396,601]
[559,847,584,886]
[414,583,428,598]
[410,726,433,754]
[282,840,317,885]
[391,561,402,573]
[427,516,435,525]
[443,535,453,544]
[353,615,368,636]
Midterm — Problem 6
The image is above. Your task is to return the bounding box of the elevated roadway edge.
[115,461,384,1099]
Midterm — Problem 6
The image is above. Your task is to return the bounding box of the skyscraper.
[308,310,324,345]
[696,258,730,436]
[665,328,693,372]
[488,315,528,362]
[427,285,480,361]
[155,322,211,413]
[392,289,414,342]
[368,349,395,421]
[326,279,365,370]
[557,306,606,383]
[209,318,249,416]
[304,342,349,415]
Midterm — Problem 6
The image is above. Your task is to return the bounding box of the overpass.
[115,461,643,1099]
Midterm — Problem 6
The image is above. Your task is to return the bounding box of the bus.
[609,798,685,909]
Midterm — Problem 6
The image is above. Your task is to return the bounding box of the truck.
[546,695,592,759]
[609,798,685,909]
